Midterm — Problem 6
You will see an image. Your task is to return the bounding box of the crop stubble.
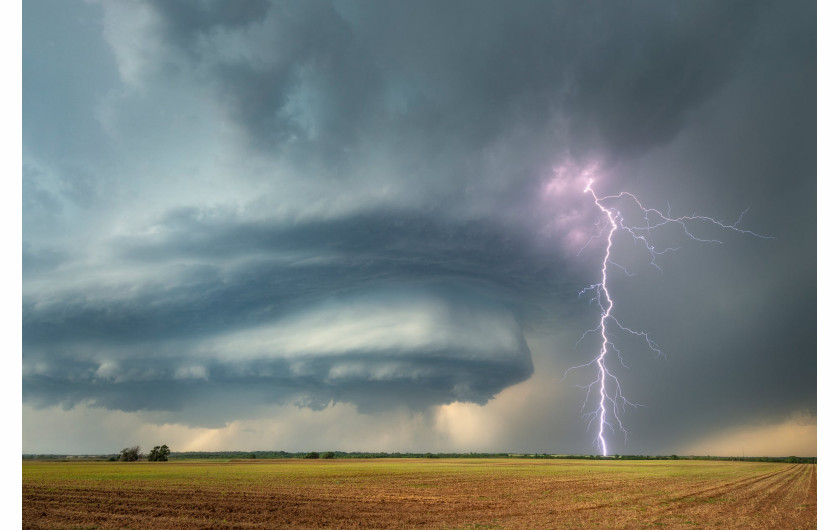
[23,459,815,528]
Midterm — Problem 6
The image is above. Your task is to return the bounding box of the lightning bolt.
[566,179,772,456]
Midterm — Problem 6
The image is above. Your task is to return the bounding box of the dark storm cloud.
[113,207,569,288]
[25,210,569,345]
[23,211,550,419]
[104,0,769,179]
[25,339,533,424]
[23,0,814,453]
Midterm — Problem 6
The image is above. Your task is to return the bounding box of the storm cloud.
[23,0,814,455]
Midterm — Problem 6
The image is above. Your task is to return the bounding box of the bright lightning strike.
[567,178,772,456]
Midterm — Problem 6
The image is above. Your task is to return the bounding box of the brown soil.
[22,459,816,529]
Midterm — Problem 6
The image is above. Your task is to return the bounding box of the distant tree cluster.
[115,444,170,462]
[148,445,171,462]
[119,446,142,462]
[300,451,336,459]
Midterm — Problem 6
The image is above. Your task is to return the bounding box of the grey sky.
[23,0,815,456]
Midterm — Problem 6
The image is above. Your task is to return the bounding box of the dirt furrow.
[644,464,815,529]
[659,465,792,506]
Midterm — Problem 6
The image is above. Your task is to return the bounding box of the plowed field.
[23,459,815,528]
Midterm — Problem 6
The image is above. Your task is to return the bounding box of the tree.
[321,452,336,459]
[148,444,171,462]
[120,446,142,462]
[304,451,319,459]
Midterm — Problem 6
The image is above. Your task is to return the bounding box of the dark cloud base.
[24,348,533,424]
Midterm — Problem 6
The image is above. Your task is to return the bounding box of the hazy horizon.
[23,451,818,459]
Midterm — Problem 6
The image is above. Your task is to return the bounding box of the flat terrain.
[23,458,815,528]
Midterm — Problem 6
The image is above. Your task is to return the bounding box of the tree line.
[23,450,816,464]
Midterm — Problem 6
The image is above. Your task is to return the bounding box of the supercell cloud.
[23,1,814,454]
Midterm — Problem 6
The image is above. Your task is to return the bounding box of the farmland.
[23,459,815,528]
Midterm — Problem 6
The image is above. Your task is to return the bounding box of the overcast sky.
[22,0,815,456]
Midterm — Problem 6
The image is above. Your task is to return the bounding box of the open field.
[23,458,815,528]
